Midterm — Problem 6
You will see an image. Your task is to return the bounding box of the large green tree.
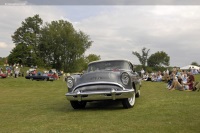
[64,54,101,73]
[85,54,101,63]
[8,44,31,65]
[132,47,150,66]
[147,51,170,67]
[0,57,7,65]
[9,14,43,66]
[8,14,96,72]
[82,54,101,71]
[39,20,92,72]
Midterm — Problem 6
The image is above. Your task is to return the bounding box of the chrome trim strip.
[73,81,126,91]
[65,89,134,101]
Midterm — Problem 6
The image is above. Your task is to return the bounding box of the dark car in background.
[25,73,55,81]
[65,59,141,109]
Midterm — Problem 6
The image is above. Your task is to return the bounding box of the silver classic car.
[65,59,141,109]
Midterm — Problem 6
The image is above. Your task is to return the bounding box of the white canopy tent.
[180,65,200,70]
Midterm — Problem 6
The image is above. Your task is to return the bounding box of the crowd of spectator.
[140,68,200,92]
[141,70,169,82]
[0,64,22,78]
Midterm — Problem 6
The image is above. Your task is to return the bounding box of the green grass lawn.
[0,75,200,133]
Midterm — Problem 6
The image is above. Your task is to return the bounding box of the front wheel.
[122,92,135,109]
[70,101,87,109]
[136,89,140,98]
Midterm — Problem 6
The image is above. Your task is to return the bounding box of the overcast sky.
[1,4,200,67]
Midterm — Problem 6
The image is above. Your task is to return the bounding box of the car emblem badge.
[91,77,102,80]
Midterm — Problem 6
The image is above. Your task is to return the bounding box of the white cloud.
[0,6,65,57]
[74,6,200,66]
[1,5,200,66]
[0,42,8,48]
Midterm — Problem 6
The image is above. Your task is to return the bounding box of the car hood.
[75,71,121,85]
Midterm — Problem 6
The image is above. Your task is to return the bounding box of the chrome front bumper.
[65,89,134,101]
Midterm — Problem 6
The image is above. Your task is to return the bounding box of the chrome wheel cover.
[128,92,135,106]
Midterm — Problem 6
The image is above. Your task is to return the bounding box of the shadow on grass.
[86,100,124,110]
[52,100,126,113]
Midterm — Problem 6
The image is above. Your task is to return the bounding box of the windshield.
[87,61,131,72]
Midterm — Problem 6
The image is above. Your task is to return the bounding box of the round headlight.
[121,72,130,85]
[67,76,74,88]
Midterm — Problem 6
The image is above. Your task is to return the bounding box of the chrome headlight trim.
[121,72,130,86]
[67,76,74,89]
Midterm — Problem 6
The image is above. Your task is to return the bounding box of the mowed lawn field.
[0,75,200,133]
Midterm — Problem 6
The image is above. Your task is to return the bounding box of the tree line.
[8,14,100,72]
[5,14,199,73]
[132,47,170,72]
[132,48,200,72]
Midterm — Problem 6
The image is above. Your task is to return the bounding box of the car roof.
[88,59,132,65]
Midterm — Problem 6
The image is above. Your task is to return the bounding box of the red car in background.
[48,69,59,80]
[47,73,59,80]
[0,73,7,78]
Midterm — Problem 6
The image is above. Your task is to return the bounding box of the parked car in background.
[25,73,55,81]
[65,59,141,109]
[48,69,59,79]
[0,73,7,78]
[26,68,36,75]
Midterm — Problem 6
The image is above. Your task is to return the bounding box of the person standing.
[141,68,145,78]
